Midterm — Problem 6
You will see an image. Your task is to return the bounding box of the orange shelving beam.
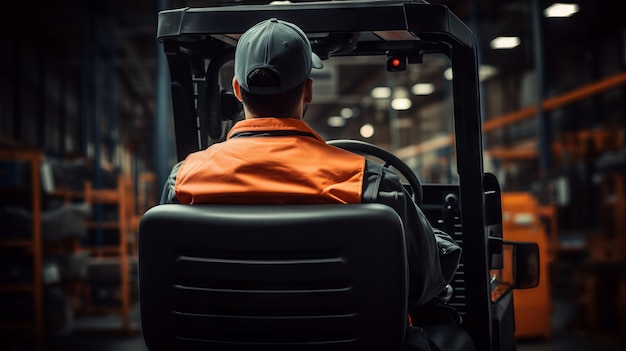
[397,70,626,158]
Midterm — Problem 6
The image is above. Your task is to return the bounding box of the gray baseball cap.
[235,18,323,95]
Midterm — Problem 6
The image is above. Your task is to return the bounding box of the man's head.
[233,18,323,118]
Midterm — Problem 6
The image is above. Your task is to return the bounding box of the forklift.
[139,1,540,350]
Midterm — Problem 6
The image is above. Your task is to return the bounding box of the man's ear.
[303,78,313,104]
[232,77,243,101]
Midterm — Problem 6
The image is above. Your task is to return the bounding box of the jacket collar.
[227,118,325,142]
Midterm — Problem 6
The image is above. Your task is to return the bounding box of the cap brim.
[312,52,323,69]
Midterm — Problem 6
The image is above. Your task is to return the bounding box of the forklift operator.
[160,18,461,313]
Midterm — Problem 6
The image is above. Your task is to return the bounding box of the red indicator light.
[386,55,406,71]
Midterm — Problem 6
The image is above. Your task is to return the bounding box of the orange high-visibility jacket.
[175,118,365,205]
[162,117,459,309]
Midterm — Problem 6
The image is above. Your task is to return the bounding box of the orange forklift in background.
[501,192,553,340]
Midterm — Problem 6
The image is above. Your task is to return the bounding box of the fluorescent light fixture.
[327,116,346,127]
[479,65,498,81]
[490,36,521,49]
[411,83,435,95]
[443,66,497,81]
[391,97,412,111]
[371,86,391,98]
[360,124,375,138]
[340,108,353,118]
[544,3,579,17]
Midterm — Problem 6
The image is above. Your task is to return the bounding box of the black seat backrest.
[138,203,407,351]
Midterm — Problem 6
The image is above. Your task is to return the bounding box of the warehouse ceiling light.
[340,107,354,118]
[544,3,579,17]
[360,123,375,138]
[371,86,392,98]
[327,116,346,127]
[490,36,521,49]
[411,83,435,95]
[391,97,412,111]
[443,65,498,82]
[479,65,498,81]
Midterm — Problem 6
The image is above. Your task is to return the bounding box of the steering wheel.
[327,139,423,206]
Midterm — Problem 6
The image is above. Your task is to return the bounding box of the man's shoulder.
[362,159,407,203]
[363,159,403,185]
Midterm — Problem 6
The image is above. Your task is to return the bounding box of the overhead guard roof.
[157,0,476,57]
